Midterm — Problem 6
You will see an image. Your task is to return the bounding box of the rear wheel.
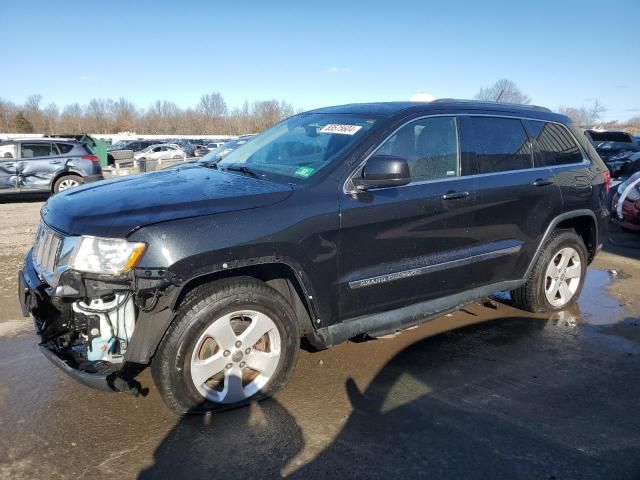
[511,230,587,312]
[152,278,300,414]
[53,174,83,193]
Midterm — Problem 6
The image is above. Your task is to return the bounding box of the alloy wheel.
[544,247,582,307]
[189,310,281,403]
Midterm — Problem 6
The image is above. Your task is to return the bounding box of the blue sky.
[2,0,639,121]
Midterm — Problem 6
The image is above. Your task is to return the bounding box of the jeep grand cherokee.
[18,100,610,414]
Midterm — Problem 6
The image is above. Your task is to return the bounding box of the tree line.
[0,93,297,135]
[2,81,639,135]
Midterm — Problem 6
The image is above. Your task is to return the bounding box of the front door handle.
[532,178,554,187]
[49,160,61,165]
[442,191,470,200]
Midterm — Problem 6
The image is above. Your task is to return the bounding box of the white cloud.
[410,92,436,102]
[327,67,351,74]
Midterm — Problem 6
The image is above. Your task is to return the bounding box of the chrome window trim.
[343,113,591,195]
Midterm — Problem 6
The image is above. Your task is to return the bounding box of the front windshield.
[217,114,376,180]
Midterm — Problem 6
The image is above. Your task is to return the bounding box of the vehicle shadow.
[139,314,640,479]
[0,192,50,203]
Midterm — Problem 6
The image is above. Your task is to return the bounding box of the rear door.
[338,115,479,320]
[17,142,63,192]
[0,143,19,192]
[459,115,563,286]
[523,120,591,211]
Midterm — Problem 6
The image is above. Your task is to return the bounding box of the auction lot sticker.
[320,124,362,135]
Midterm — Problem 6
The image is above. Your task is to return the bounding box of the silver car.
[0,139,103,194]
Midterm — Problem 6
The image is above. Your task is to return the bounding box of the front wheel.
[151,278,300,414]
[511,230,587,312]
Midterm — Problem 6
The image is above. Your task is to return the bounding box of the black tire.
[151,278,300,415]
[53,174,84,193]
[511,230,587,313]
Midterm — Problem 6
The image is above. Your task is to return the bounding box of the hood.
[42,167,293,237]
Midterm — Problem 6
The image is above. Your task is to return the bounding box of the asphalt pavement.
[1,200,639,479]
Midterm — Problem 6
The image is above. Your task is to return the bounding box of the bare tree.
[475,79,531,104]
[558,99,607,127]
[197,92,228,133]
[0,98,17,132]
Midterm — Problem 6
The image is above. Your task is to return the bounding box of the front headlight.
[70,236,146,274]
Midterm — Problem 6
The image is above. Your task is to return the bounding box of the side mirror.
[353,155,411,190]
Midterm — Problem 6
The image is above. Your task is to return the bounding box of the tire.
[53,174,84,193]
[511,230,587,313]
[151,278,300,415]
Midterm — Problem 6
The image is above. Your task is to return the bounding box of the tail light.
[82,155,100,163]
[603,170,611,193]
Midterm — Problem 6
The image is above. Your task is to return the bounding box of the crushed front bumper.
[18,251,134,393]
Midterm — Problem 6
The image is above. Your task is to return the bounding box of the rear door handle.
[442,191,470,200]
[532,178,554,187]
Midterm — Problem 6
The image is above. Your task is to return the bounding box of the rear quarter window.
[56,143,74,154]
[469,117,532,173]
[524,121,583,166]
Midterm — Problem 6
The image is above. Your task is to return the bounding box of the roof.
[308,100,568,123]
[0,137,81,144]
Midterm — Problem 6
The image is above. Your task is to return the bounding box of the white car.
[134,144,186,163]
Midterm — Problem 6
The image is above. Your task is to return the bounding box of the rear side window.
[20,143,53,158]
[56,143,74,154]
[524,120,583,166]
[470,117,532,173]
[376,116,459,182]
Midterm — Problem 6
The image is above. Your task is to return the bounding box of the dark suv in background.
[19,100,609,414]
[0,139,103,194]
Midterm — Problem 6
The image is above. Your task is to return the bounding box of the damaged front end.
[19,221,178,395]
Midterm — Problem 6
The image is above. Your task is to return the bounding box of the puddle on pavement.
[493,268,626,326]
[576,269,625,325]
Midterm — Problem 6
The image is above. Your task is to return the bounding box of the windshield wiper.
[222,164,261,178]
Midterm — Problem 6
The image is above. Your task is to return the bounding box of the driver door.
[338,116,478,320]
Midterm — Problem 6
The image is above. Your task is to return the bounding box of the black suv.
[0,139,103,194]
[18,101,609,414]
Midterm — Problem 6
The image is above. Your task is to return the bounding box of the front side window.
[376,116,459,182]
[524,120,583,166]
[21,143,52,158]
[470,117,532,173]
[217,113,376,181]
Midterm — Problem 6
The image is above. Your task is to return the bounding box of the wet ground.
[1,200,640,479]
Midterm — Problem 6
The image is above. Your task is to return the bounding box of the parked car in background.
[134,143,187,163]
[19,101,609,414]
[211,135,256,160]
[107,140,162,166]
[0,138,102,194]
[604,149,640,178]
[107,139,159,152]
[206,142,225,150]
[585,130,638,146]
[612,171,640,232]
[192,145,209,157]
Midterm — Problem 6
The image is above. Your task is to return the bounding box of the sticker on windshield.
[294,166,315,178]
[319,124,362,135]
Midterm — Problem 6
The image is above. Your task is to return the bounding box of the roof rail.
[430,98,551,113]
